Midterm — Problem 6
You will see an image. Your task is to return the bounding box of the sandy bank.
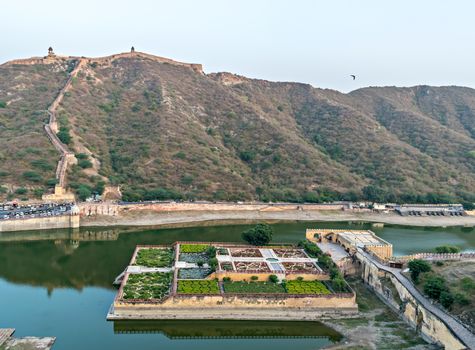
[80,209,475,228]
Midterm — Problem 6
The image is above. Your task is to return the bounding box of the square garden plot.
[282,262,319,272]
[178,268,213,279]
[234,261,270,272]
[273,249,307,258]
[217,247,229,255]
[230,248,263,257]
[122,272,172,300]
[219,262,234,271]
[177,280,220,294]
[179,252,209,264]
[134,248,174,268]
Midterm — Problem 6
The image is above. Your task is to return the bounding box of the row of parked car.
[406,210,464,216]
[0,202,74,220]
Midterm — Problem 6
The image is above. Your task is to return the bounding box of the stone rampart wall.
[358,251,467,349]
[394,252,475,263]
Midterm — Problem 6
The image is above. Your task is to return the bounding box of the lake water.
[0,221,474,350]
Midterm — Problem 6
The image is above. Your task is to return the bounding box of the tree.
[208,257,218,271]
[318,254,334,270]
[76,185,92,201]
[423,275,447,299]
[241,223,273,246]
[362,185,387,202]
[268,274,278,283]
[408,259,431,283]
[332,276,347,292]
[206,246,217,258]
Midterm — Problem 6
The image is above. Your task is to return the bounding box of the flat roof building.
[306,229,393,260]
[395,204,464,217]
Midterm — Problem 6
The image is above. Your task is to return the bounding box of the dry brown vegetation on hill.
[1,54,475,203]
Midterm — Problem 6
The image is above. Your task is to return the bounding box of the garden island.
[108,236,357,320]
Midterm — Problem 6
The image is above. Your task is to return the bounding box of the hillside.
[0,52,474,204]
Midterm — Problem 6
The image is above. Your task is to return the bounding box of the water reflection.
[0,221,474,292]
[113,320,342,341]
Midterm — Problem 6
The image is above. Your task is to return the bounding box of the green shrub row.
[177,280,220,294]
[180,244,210,253]
[223,281,286,294]
[285,280,331,295]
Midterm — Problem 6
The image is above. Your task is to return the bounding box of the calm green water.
[0,221,474,350]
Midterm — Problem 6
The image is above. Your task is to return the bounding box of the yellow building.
[306,229,393,260]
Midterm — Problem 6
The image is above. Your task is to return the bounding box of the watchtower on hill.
[48,47,55,57]
[131,46,135,53]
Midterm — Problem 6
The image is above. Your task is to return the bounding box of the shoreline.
[81,209,475,228]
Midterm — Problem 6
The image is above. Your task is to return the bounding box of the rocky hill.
[0,52,474,204]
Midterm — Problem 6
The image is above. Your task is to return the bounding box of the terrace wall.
[210,271,330,282]
[111,293,357,320]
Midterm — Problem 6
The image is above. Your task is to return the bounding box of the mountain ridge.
[0,51,474,204]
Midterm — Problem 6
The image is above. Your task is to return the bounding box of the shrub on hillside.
[439,290,454,309]
[423,275,447,299]
[22,171,42,183]
[30,159,53,171]
[78,159,93,169]
[57,126,71,144]
[15,187,28,195]
[75,153,89,160]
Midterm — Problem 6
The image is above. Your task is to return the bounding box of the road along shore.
[80,208,475,228]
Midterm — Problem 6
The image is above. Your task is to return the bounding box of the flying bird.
[350,75,356,80]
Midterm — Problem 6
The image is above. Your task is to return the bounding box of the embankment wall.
[0,215,80,233]
[79,202,345,217]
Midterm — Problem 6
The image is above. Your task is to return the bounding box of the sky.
[1,0,475,92]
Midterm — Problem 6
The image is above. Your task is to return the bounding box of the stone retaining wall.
[78,202,346,217]
[111,292,357,320]
[0,214,80,232]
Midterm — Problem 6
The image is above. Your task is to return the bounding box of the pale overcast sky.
[1,0,474,92]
